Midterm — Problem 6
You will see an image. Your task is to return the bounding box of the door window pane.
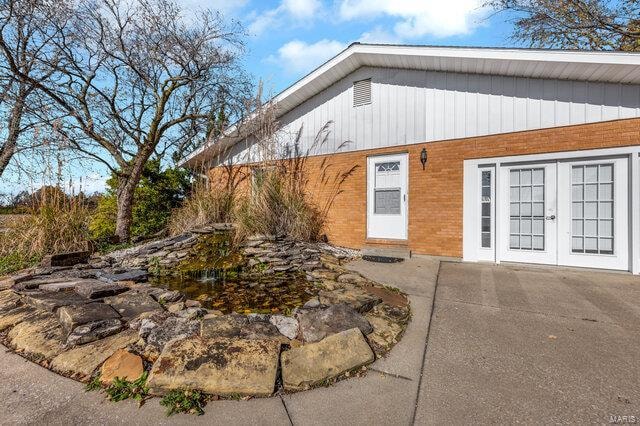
[509,168,545,251]
[480,169,493,248]
[571,163,615,254]
[374,189,401,214]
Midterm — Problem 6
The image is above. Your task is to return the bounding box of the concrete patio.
[1,258,638,425]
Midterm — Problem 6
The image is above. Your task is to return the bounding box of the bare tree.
[0,0,69,179]
[487,0,640,51]
[3,0,251,241]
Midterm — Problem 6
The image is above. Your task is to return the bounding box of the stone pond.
[0,226,411,399]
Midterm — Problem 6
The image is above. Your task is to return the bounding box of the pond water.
[149,273,319,314]
[148,233,320,314]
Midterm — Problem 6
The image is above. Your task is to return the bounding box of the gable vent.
[353,78,371,107]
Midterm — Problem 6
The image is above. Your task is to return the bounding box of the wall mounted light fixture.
[420,148,428,170]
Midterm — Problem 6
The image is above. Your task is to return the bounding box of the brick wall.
[209,118,640,257]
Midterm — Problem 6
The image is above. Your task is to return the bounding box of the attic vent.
[353,78,371,107]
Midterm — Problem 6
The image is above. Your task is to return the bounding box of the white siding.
[225,66,640,165]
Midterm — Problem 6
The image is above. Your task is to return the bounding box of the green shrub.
[90,160,191,241]
[160,389,206,416]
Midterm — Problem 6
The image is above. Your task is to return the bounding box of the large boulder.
[281,328,374,391]
[297,304,373,343]
[147,336,280,397]
[22,291,90,312]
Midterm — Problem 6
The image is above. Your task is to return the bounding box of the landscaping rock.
[40,250,90,267]
[100,349,144,385]
[66,318,124,346]
[7,314,66,361]
[57,303,120,333]
[175,307,207,320]
[336,273,367,284]
[167,302,185,313]
[39,280,85,293]
[0,290,22,311]
[157,290,183,303]
[281,328,374,391]
[200,314,248,339]
[269,315,299,340]
[22,291,90,312]
[240,321,286,341]
[147,336,280,397]
[103,292,162,320]
[145,317,199,351]
[98,269,148,283]
[0,305,39,331]
[297,303,373,343]
[365,306,405,356]
[74,280,128,299]
[50,329,139,381]
[185,299,201,308]
[318,285,382,313]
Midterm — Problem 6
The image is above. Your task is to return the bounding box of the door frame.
[463,146,640,274]
[366,152,409,240]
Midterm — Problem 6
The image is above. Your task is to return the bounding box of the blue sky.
[3,0,521,198]
[209,0,517,95]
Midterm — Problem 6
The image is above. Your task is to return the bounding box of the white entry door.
[499,163,558,265]
[557,158,628,270]
[498,157,629,270]
[367,153,408,240]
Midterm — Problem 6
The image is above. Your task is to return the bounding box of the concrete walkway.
[2,259,638,424]
[0,256,440,426]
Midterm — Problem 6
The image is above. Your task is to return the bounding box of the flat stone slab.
[74,280,128,299]
[100,348,144,385]
[22,291,90,312]
[7,314,66,361]
[58,303,120,332]
[40,250,90,267]
[104,292,162,320]
[98,269,148,283]
[201,314,249,339]
[66,318,124,346]
[50,329,139,381]
[319,285,382,313]
[39,280,86,293]
[147,336,281,397]
[0,305,39,331]
[0,290,22,311]
[297,303,373,343]
[364,304,407,356]
[145,317,200,352]
[281,328,374,391]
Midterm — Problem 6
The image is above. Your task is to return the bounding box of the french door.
[498,157,629,270]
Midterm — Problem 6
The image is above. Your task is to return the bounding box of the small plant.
[160,389,206,416]
[85,375,103,392]
[104,372,149,404]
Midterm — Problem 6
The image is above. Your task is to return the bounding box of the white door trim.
[366,152,409,240]
[463,145,640,274]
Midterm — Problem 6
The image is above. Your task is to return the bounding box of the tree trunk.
[0,89,26,178]
[115,177,136,242]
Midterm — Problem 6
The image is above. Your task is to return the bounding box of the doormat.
[362,255,404,263]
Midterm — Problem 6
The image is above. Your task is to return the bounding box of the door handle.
[545,215,556,220]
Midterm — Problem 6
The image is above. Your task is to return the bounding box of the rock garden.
[0,226,410,414]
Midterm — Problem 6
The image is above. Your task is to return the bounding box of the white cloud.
[272,39,346,74]
[177,0,250,16]
[358,26,401,44]
[249,0,322,35]
[339,0,486,39]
